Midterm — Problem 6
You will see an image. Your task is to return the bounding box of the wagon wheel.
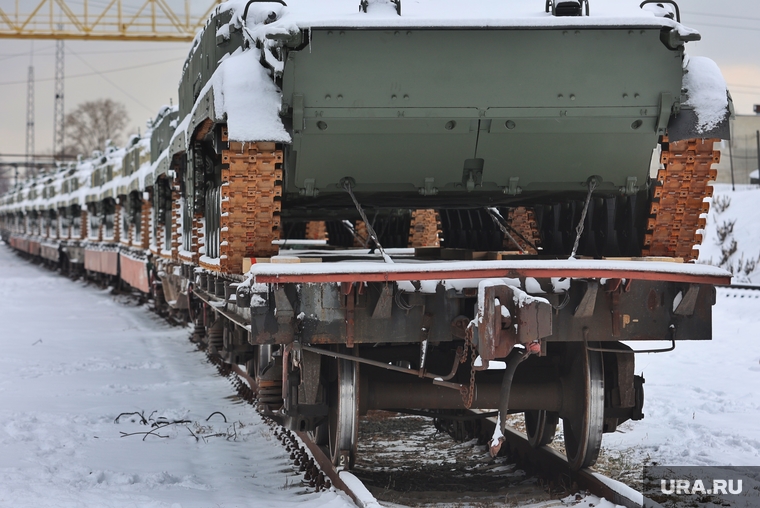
[308,417,329,447]
[525,410,559,448]
[308,356,329,447]
[562,342,604,470]
[327,348,358,469]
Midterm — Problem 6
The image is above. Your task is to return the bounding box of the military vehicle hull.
[281,28,682,211]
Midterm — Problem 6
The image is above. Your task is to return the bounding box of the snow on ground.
[0,245,353,508]
[604,286,760,467]
[699,183,760,283]
[600,184,760,470]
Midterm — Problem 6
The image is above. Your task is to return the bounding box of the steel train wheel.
[525,410,559,448]
[308,420,329,447]
[308,365,328,447]
[327,349,358,469]
[562,342,604,470]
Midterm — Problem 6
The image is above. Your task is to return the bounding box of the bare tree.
[64,99,130,156]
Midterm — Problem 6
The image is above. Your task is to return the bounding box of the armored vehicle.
[176,0,730,271]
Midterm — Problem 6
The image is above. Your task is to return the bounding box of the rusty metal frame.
[299,344,463,382]
[252,266,730,286]
[585,339,676,354]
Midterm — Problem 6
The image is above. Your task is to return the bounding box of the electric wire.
[67,47,156,113]
[0,56,181,87]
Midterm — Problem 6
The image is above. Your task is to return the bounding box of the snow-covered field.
[0,245,353,508]
[599,184,760,469]
[0,185,758,508]
[602,285,760,467]
[699,183,760,283]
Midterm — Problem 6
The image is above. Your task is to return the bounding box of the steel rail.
[294,431,360,505]
[220,359,366,506]
[477,414,646,508]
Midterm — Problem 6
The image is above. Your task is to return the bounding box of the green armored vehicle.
[176,0,730,271]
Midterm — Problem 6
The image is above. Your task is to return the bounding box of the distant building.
[712,113,760,185]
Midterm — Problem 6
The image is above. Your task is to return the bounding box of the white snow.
[525,277,545,294]
[337,472,382,508]
[682,56,729,132]
[551,277,571,292]
[490,413,505,446]
[248,258,730,280]
[591,473,644,507]
[220,0,696,32]
[0,246,353,508]
[698,184,760,283]
[211,48,291,143]
[604,285,760,467]
[473,356,507,370]
[511,285,549,309]
[592,187,760,468]
[672,290,683,312]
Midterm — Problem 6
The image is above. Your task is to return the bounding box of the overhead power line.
[689,11,760,23]
[686,21,760,33]
[0,56,182,86]
[67,47,159,113]
[0,46,186,61]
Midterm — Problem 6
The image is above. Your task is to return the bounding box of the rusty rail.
[479,414,644,508]
[294,431,360,505]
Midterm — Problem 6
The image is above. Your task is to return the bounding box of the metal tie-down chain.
[342,179,393,264]
[461,325,477,409]
[570,177,598,259]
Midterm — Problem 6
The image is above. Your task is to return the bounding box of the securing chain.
[461,324,477,409]
[342,180,392,264]
[570,177,598,259]
[486,208,526,254]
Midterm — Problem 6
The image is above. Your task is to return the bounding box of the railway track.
[208,345,645,508]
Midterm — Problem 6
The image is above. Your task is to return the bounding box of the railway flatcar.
[0,0,733,472]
